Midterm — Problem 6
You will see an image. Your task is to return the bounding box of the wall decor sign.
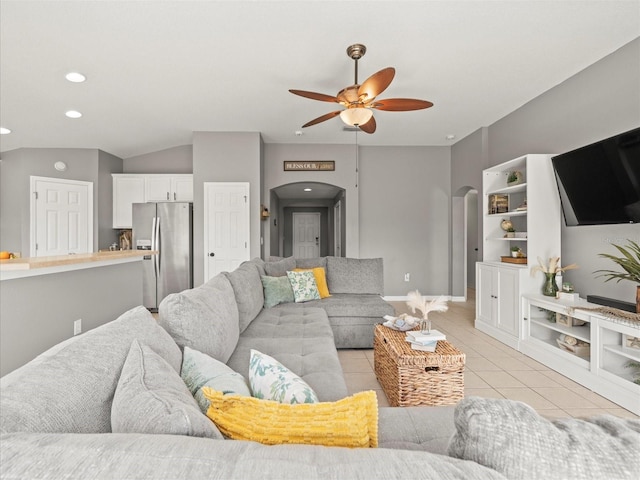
[284,161,335,172]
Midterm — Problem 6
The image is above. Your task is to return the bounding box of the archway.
[268,182,345,258]
[451,186,479,300]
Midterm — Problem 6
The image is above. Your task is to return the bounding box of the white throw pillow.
[248,349,319,404]
[181,346,251,413]
[286,270,320,303]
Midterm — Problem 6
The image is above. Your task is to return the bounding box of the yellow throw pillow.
[293,267,331,298]
[203,388,378,448]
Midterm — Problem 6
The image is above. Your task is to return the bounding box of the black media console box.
[586,295,636,313]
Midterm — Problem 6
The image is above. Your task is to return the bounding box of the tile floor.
[338,291,639,419]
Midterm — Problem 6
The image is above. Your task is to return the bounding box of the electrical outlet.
[74,319,82,336]
[404,273,410,282]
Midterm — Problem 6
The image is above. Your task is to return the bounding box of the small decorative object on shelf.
[562,282,574,292]
[505,227,515,238]
[489,194,509,214]
[624,360,640,385]
[511,246,521,258]
[594,239,640,313]
[507,170,524,186]
[624,335,640,350]
[556,312,586,327]
[531,256,579,297]
[406,290,448,335]
[382,313,420,332]
[501,219,513,231]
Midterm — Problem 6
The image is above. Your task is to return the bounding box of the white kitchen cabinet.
[476,262,523,349]
[145,175,193,202]
[522,294,640,415]
[113,175,145,228]
[112,174,193,228]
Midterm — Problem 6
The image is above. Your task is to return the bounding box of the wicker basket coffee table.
[373,324,465,407]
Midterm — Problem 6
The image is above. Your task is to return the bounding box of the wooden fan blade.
[301,111,341,128]
[289,89,339,103]
[358,115,376,134]
[372,98,433,111]
[358,67,395,102]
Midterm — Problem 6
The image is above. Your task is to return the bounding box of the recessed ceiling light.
[303,188,312,192]
[295,130,303,136]
[446,134,456,140]
[65,72,86,83]
[65,110,82,118]
[0,127,11,135]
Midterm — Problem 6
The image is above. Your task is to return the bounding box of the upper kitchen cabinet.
[145,175,193,202]
[112,174,193,228]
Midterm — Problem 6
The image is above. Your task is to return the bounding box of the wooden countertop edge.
[0,250,156,272]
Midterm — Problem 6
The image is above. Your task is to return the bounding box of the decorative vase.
[419,317,431,335]
[542,272,558,297]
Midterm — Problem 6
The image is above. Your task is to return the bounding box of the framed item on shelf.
[623,335,640,350]
[488,194,509,214]
[555,312,585,327]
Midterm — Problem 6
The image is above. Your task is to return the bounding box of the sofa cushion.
[0,432,510,480]
[158,274,239,362]
[303,294,393,317]
[378,406,456,454]
[261,275,295,308]
[249,349,318,404]
[227,307,348,402]
[286,270,321,303]
[295,257,327,269]
[181,346,251,413]
[111,340,222,439]
[223,260,265,333]
[204,389,377,448]
[448,397,640,480]
[293,267,331,298]
[263,256,296,277]
[326,257,384,295]
[0,306,181,434]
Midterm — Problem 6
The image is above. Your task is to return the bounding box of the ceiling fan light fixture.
[340,107,373,127]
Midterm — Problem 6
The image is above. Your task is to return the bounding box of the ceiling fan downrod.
[346,44,366,85]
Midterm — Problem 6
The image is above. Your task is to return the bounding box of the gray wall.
[452,38,640,305]
[263,143,359,259]
[192,132,262,286]
[0,261,142,376]
[0,148,123,256]
[359,146,451,296]
[124,144,193,173]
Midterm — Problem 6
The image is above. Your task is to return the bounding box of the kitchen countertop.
[0,250,155,280]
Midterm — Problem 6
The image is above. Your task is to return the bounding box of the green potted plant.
[510,246,521,258]
[505,227,515,238]
[594,240,640,313]
[507,171,523,186]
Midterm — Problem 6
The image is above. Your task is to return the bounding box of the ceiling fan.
[289,44,433,134]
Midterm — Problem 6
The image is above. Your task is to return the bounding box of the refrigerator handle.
[151,216,158,278]
[154,215,161,276]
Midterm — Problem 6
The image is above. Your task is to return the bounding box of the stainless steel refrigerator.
[132,202,193,311]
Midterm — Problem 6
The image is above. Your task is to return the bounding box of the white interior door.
[204,182,250,282]
[293,212,320,258]
[30,176,93,257]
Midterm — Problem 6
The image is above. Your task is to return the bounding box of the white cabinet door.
[113,175,145,228]
[476,263,496,325]
[172,176,193,202]
[496,267,519,336]
[145,176,172,202]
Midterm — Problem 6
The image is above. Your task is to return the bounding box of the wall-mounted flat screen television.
[551,127,640,226]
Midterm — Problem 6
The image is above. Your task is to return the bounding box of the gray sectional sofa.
[1,257,639,480]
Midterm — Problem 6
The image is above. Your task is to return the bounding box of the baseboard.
[383,295,466,302]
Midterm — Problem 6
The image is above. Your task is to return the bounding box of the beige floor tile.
[534,387,598,409]
[343,372,381,392]
[604,408,640,419]
[475,371,527,388]
[540,409,570,420]
[465,357,502,372]
[563,408,615,418]
[494,388,557,410]
[464,371,492,389]
[374,389,390,407]
[509,370,564,388]
[492,356,535,371]
[464,388,505,399]
[340,357,374,373]
[337,349,368,361]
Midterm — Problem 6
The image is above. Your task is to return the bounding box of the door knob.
[209,252,215,257]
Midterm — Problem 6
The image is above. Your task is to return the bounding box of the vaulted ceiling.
[1,1,638,159]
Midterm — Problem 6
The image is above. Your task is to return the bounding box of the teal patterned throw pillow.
[286,270,320,303]
[248,349,319,404]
